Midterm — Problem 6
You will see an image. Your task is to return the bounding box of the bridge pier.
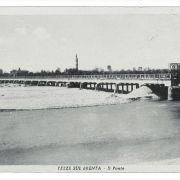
[96,82,115,92]
[67,82,80,88]
[90,83,96,90]
[116,83,124,94]
[25,81,32,86]
[121,84,124,94]
[130,83,134,92]
[168,86,180,101]
[168,87,173,101]
[114,83,139,94]
[56,81,61,87]
[81,82,87,89]
[61,82,65,87]
[142,83,168,99]
[126,83,129,93]
[47,81,56,86]
[41,81,48,86]
[31,81,39,86]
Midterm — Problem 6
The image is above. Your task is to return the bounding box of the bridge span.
[0,73,171,85]
[0,70,179,100]
[0,74,170,100]
[1,73,171,80]
[0,77,171,86]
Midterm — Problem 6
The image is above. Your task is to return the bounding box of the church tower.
[75,54,78,71]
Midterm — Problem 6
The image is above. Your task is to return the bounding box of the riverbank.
[0,84,158,110]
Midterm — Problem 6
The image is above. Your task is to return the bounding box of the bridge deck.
[0,73,171,80]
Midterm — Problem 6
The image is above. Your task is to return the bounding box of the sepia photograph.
[0,6,180,173]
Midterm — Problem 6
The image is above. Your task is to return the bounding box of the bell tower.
[169,63,180,86]
[75,54,78,71]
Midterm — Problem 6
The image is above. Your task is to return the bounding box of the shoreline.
[0,84,158,110]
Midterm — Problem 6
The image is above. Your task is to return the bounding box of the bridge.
[0,73,172,86]
[1,73,171,80]
[56,73,171,80]
[0,64,180,100]
[0,77,169,99]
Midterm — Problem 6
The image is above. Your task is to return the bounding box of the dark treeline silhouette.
[0,67,170,78]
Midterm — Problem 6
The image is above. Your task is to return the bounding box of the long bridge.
[0,65,180,100]
[53,73,171,80]
[2,73,171,80]
[0,73,172,86]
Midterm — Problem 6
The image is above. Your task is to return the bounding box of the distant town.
[0,55,169,78]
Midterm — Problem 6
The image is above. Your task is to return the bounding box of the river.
[0,95,179,165]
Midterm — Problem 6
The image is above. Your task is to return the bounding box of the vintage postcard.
[0,6,180,173]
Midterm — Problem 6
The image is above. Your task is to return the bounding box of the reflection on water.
[0,100,180,165]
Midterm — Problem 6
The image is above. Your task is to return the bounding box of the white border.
[0,1,180,179]
[1,173,180,180]
[0,0,180,6]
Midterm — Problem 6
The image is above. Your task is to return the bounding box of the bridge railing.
[0,73,171,80]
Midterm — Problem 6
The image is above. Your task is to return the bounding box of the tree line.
[0,67,170,78]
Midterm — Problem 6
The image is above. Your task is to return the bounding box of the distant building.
[10,68,29,77]
[133,67,136,71]
[138,67,142,71]
[0,69,3,75]
[144,67,150,71]
[107,65,112,72]
[10,69,17,78]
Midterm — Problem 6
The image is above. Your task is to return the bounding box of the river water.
[0,96,180,165]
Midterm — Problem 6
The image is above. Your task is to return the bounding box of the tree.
[0,69,3,75]
[107,65,112,72]
[55,67,61,74]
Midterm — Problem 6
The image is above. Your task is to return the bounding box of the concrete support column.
[136,84,139,89]
[90,83,92,89]
[122,84,124,94]
[102,84,104,90]
[80,83,82,90]
[131,84,134,91]
[168,86,173,100]
[94,83,96,90]
[102,83,104,90]
[114,84,118,93]
[106,83,109,91]
[95,84,98,90]
[126,84,129,92]
[168,86,180,100]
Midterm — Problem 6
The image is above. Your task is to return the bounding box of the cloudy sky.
[0,7,180,72]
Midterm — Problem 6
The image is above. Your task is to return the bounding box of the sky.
[0,7,180,72]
